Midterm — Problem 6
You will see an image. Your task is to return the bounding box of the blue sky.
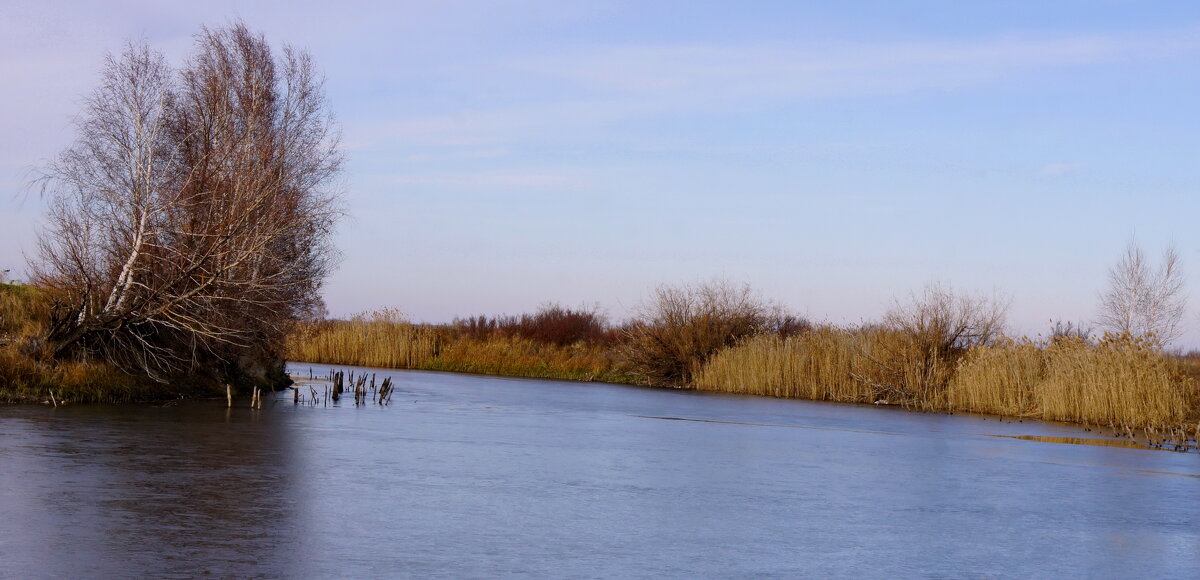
[2,1,1199,343]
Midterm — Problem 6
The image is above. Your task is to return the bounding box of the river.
[1,362,1197,578]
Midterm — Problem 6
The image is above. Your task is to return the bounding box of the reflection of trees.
[0,402,302,577]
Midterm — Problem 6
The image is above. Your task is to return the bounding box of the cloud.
[509,30,1200,100]
[355,27,1200,149]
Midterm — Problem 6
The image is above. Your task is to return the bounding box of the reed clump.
[947,335,1197,428]
[693,329,867,401]
[1034,335,1196,428]
[945,337,1046,417]
[693,326,958,407]
[696,326,1198,432]
[286,308,445,369]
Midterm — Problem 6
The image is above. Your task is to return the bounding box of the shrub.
[621,279,799,386]
[454,304,609,346]
[863,283,1009,405]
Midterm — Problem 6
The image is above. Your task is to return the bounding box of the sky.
[2,1,1200,343]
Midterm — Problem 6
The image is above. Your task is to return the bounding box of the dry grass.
[695,327,964,409]
[946,338,1046,417]
[948,335,1197,428]
[0,282,49,341]
[286,309,635,384]
[1,282,168,403]
[424,336,628,382]
[286,309,445,369]
[693,329,868,401]
[1035,336,1196,428]
[698,326,1198,432]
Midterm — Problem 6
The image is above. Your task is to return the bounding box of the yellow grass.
[693,329,869,401]
[286,312,633,383]
[946,336,1197,428]
[1,282,168,403]
[286,312,444,369]
[697,328,1198,431]
[693,327,959,409]
[1035,336,1196,428]
[946,338,1046,417]
[424,336,626,382]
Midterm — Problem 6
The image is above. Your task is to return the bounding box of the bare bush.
[34,24,342,381]
[453,304,608,346]
[1049,319,1092,343]
[853,283,1009,404]
[621,279,801,386]
[1096,241,1187,347]
[884,282,1009,350]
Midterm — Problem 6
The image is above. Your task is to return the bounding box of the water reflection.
[0,402,303,578]
[986,433,1154,450]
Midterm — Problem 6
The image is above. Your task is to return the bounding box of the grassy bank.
[1,282,136,403]
[287,294,1200,446]
[0,282,234,403]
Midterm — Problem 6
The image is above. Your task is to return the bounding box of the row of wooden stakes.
[292,369,397,406]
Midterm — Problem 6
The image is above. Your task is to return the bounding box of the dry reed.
[698,327,1198,432]
[286,310,633,384]
[285,310,444,369]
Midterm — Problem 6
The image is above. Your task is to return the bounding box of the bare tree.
[1096,241,1187,346]
[34,24,343,380]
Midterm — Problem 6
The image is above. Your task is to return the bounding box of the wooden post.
[226,384,232,408]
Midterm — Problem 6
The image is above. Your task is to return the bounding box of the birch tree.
[1096,241,1187,346]
[34,24,343,380]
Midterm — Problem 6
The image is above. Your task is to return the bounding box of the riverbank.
[0,282,286,404]
[286,314,1200,449]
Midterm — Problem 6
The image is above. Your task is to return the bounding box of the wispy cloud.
[512,30,1200,99]
[359,28,1200,149]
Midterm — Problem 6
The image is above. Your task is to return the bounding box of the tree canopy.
[35,23,343,382]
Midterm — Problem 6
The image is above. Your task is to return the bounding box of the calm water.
[1,362,1198,579]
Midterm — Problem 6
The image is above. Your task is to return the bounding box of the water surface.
[1,362,1198,578]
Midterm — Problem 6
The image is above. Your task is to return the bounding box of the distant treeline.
[287,279,1200,447]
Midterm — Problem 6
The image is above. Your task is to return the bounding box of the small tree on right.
[1096,241,1187,347]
